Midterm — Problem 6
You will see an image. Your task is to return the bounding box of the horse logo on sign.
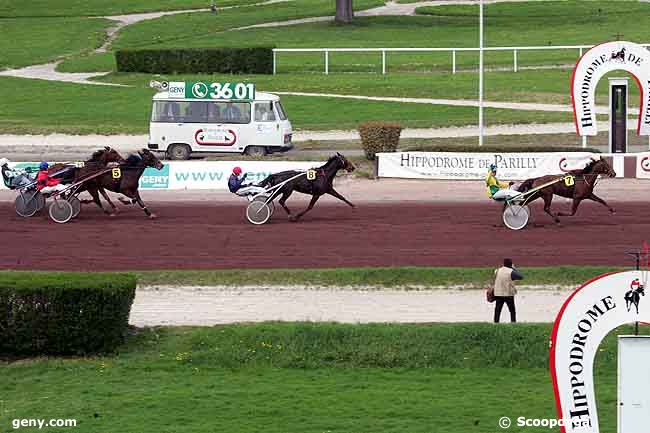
[610,47,626,63]
[624,278,645,314]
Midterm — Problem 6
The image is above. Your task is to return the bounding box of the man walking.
[493,258,523,323]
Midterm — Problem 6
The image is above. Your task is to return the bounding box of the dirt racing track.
[2,180,649,270]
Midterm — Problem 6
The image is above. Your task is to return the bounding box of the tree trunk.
[335,0,354,23]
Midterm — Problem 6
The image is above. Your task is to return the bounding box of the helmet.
[489,163,497,172]
[39,161,49,170]
[232,166,242,176]
[0,158,8,167]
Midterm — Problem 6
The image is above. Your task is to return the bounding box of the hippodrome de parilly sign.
[550,271,649,433]
[572,41,650,136]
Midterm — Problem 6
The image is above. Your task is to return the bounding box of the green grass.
[2,323,646,433]
[0,17,109,68]
[0,76,574,135]
[133,266,618,288]
[56,52,116,73]
[0,271,135,290]
[0,0,259,17]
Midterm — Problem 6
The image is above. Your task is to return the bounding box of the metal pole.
[452,50,456,74]
[579,47,583,57]
[478,0,484,147]
[325,51,329,75]
[513,49,518,72]
[382,50,386,75]
[582,135,587,148]
[273,50,277,75]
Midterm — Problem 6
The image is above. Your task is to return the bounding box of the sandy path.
[129,285,572,325]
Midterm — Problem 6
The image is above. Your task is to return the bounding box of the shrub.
[115,47,274,74]
[0,271,137,357]
[358,121,402,160]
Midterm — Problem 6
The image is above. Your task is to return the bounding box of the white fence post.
[273,50,276,75]
[452,50,456,74]
[325,50,329,75]
[582,135,587,149]
[382,50,386,75]
[579,47,583,57]
[513,49,518,72]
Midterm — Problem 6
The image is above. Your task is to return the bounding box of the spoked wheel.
[35,192,46,212]
[246,200,272,225]
[49,200,74,224]
[68,195,81,219]
[252,195,275,217]
[503,204,530,230]
[15,191,40,217]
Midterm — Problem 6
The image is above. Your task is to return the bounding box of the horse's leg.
[133,190,155,219]
[291,195,321,222]
[586,192,615,214]
[541,192,560,223]
[86,186,111,215]
[557,198,583,217]
[99,187,119,214]
[278,190,294,217]
[327,187,355,207]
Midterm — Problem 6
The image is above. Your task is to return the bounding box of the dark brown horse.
[516,157,616,223]
[258,153,356,222]
[82,149,164,218]
[49,147,125,183]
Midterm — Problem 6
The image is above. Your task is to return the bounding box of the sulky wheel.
[246,200,271,225]
[35,191,46,212]
[49,200,74,224]
[502,204,530,230]
[15,190,41,217]
[67,195,81,219]
[252,195,275,217]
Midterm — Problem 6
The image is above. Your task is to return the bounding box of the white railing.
[272,44,650,75]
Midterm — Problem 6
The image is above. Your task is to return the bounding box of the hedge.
[115,48,274,74]
[0,271,136,356]
[358,121,402,160]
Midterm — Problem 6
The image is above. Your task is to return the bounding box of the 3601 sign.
[185,81,255,100]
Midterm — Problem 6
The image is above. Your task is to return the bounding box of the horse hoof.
[610,209,616,214]
[109,213,116,218]
[149,214,157,219]
[288,215,298,222]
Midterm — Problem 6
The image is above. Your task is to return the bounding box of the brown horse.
[516,157,616,223]
[83,149,164,218]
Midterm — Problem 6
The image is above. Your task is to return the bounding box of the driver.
[36,162,67,195]
[486,163,512,199]
[228,166,261,196]
[1,158,33,188]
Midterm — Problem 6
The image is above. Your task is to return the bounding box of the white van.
[147,81,293,160]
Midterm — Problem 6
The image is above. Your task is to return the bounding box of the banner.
[550,271,650,433]
[636,152,650,179]
[0,161,322,191]
[571,41,650,136]
[377,152,598,180]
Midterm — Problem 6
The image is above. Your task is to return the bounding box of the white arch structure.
[550,271,650,433]
[572,41,650,136]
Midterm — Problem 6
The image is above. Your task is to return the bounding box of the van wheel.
[245,146,267,157]
[167,144,191,160]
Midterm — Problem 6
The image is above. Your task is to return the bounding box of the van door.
[253,101,282,149]
[199,101,253,153]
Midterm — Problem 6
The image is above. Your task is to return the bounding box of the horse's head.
[334,152,356,173]
[138,149,164,171]
[91,147,125,166]
[589,157,616,178]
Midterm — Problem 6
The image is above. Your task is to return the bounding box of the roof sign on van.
[167,81,255,100]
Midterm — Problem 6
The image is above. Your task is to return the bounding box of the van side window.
[275,102,287,121]
[152,101,182,122]
[183,101,208,123]
[254,102,276,122]
[207,102,250,124]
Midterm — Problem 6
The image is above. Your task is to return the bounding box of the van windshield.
[275,102,287,121]
[152,101,250,124]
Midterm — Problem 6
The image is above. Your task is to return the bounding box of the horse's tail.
[517,178,535,193]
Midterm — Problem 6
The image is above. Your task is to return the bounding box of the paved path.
[129,285,573,326]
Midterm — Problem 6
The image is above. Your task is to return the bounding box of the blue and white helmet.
[39,161,49,170]
[489,163,497,172]
[0,158,9,167]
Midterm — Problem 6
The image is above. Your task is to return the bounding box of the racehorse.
[625,284,645,314]
[258,152,356,222]
[611,47,626,62]
[49,147,125,182]
[82,149,164,218]
[516,157,616,223]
